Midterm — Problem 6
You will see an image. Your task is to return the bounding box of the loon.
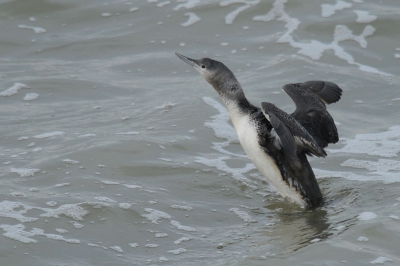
[175,52,342,209]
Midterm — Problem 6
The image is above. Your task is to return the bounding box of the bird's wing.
[282,80,343,112]
[261,102,326,158]
[282,81,342,147]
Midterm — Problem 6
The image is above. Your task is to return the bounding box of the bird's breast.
[230,113,307,207]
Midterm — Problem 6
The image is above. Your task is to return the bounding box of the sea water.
[1,0,400,265]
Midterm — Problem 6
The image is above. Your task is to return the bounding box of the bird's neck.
[215,83,258,130]
[216,82,253,109]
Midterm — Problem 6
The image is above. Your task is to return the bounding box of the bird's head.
[175,52,243,100]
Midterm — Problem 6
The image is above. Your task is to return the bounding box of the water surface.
[1,0,400,265]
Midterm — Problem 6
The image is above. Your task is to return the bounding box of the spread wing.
[261,102,327,158]
[282,81,342,147]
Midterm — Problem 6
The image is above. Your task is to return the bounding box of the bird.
[175,52,342,209]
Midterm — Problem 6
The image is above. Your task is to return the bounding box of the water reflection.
[261,203,331,254]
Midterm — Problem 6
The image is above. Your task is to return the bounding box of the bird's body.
[175,53,342,209]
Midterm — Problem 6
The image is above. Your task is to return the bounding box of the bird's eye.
[201,65,205,69]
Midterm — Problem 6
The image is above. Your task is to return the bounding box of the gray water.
[1,0,400,265]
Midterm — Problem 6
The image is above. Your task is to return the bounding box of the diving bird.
[175,52,342,209]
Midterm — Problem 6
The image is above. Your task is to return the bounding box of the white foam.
[110,246,124,253]
[129,7,139,12]
[159,256,169,262]
[46,201,57,207]
[55,183,70,188]
[129,243,138,248]
[116,131,139,135]
[181,12,200,27]
[388,215,399,220]
[170,205,193,211]
[145,244,159,248]
[100,181,119,185]
[93,197,116,203]
[78,133,96,137]
[0,224,80,244]
[341,159,400,172]
[173,0,200,10]
[196,156,258,188]
[329,126,400,158]
[157,1,170,7]
[23,93,39,101]
[62,159,79,164]
[154,101,176,110]
[335,24,375,48]
[155,232,168,238]
[40,204,89,221]
[229,208,257,223]
[369,257,393,264]
[142,208,171,224]
[11,192,27,198]
[18,136,29,141]
[159,158,173,162]
[252,0,391,76]
[321,1,352,18]
[31,228,80,243]
[314,168,400,184]
[170,220,197,232]
[0,201,37,222]
[167,248,187,254]
[18,24,46,33]
[123,184,142,189]
[55,228,68,233]
[202,97,238,144]
[0,224,38,243]
[33,131,65,138]
[354,10,377,23]
[101,13,112,17]
[174,236,192,244]
[220,0,260,25]
[0,83,30,97]
[11,168,40,177]
[358,212,377,221]
[357,236,369,241]
[69,221,84,229]
[118,203,132,209]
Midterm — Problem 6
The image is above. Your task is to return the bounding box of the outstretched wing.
[261,102,327,158]
[299,80,342,104]
[282,81,342,147]
[283,81,342,111]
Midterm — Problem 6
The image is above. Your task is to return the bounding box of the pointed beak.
[175,52,196,67]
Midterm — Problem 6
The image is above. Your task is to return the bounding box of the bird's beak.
[175,52,196,67]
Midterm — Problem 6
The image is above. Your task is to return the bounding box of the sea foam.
[0,83,30,97]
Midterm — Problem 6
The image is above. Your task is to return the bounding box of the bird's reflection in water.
[259,201,331,254]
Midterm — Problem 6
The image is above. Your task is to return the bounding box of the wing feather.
[282,81,342,147]
[261,102,326,158]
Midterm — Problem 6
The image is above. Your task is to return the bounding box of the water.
[1,0,400,265]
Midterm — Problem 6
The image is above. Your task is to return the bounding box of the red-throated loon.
[175,52,342,209]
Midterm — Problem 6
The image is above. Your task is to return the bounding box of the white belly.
[232,114,306,207]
